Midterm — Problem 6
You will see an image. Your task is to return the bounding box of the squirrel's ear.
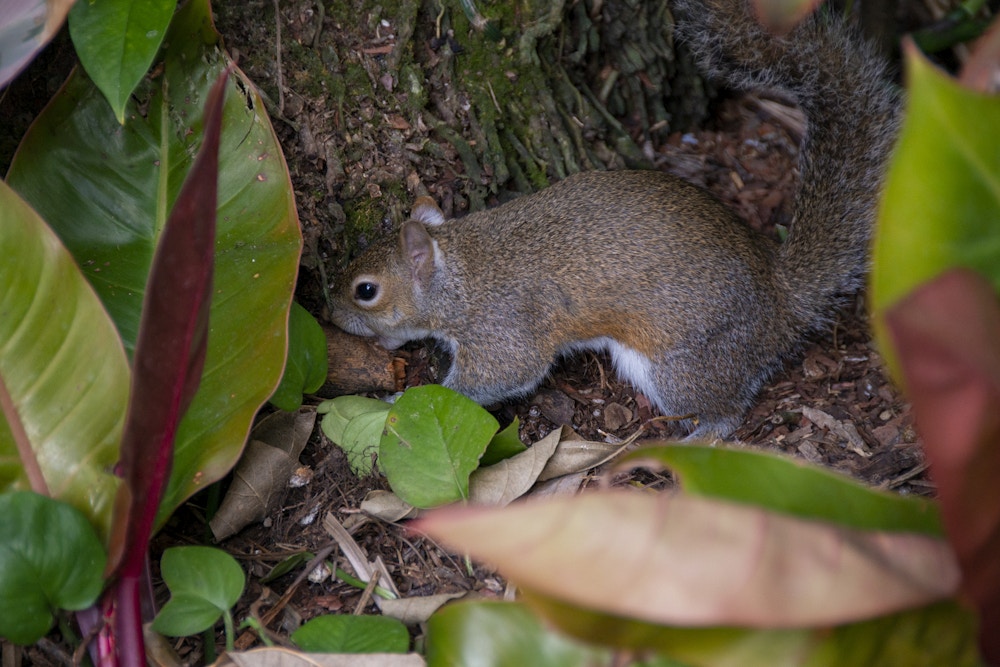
[410,196,446,227]
[400,220,438,285]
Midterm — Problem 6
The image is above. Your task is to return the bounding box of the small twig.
[0,372,48,495]
[353,574,378,615]
[33,639,73,667]
[311,1,325,49]
[234,543,337,650]
[434,2,445,40]
[485,81,502,114]
[885,462,930,489]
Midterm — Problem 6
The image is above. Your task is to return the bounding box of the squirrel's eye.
[354,282,379,302]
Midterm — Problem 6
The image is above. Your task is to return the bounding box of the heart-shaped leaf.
[319,396,391,476]
[0,491,107,645]
[152,545,245,637]
[480,417,526,467]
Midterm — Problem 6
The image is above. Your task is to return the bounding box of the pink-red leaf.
[886,268,1000,661]
[751,0,824,35]
[108,67,229,579]
[959,15,1000,93]
[417,491,959,629]
[104,67,229,667]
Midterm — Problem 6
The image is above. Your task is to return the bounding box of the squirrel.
[329,0,900,439]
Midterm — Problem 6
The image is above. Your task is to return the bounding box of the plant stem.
[0,372,48,495]
[202,626,217,664]
[334,566,397,600]
[223,610,235,653]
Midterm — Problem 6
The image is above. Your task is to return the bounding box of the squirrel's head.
[329,197,447,349]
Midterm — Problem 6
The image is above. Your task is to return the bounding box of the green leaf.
[270,302,330,411]
[426,601,613,667]
[0,181,127,539]
[480,417,526,467]
[7,0,301,528]
[319,396,391,476]
[622,444,944,536]
[152,546,245,637]
[520,594,980,666]
[380,385,498,508]
[68,0,175,124]
[804,600,981,667]
[872,45,1000,368]
[0,491,107,645]
[261,551,314,584]
[291,614,410,654]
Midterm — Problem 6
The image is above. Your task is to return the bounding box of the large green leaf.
[6,0,301,522]
[871,44,1000,368]
[517,595,980,666]
[68,0,176,124]
[421,494,978,664]
[0,180,127,536]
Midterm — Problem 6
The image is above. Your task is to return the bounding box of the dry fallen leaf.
[380,592,469,625]
[210,410,317,540]
[417,490,959,628]
[360,490,421,522]
[537,427,624,481]
[468,427,562,506]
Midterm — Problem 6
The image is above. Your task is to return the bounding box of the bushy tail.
[673,0,900,331]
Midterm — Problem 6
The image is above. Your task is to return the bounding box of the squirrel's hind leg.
[440,339,555,407]
[641,349,759,440]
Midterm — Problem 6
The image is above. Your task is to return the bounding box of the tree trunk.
[213,0,710,311]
